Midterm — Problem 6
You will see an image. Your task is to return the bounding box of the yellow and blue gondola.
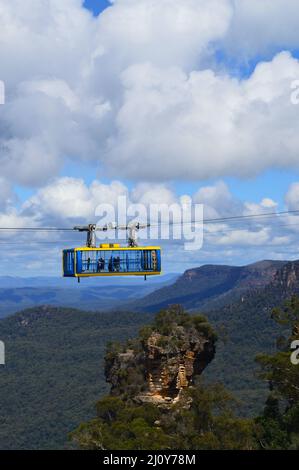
[63,243,161,280]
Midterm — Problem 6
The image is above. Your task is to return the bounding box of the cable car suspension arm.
[73,223,150,248]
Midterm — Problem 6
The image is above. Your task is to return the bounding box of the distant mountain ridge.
[0,273,179,289]
[129,260,288,312]
[0,274,179,318]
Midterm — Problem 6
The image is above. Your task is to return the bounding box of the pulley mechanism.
[73,222,150,248]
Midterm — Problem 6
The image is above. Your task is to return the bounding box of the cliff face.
[105,306,216,406]
[273,261,299,291]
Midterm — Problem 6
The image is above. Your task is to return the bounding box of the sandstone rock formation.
[105,305,216,406]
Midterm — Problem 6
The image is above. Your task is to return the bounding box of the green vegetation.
[203,284,288,416]
[255,296,299,449]
[72,299,299,450]
[0,306,154,449]
[71,307,254,450]
[71,384,256,450]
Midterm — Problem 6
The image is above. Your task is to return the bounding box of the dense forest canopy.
[71,302,299,450]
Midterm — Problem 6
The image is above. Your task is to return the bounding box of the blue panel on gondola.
[76,251,82,273]
[63,250,75,276]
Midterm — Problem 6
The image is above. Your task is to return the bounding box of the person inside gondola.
[108,257,113,272]
[97,257,105,272]
[113,256,121,272]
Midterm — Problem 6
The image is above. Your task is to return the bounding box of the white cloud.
[0,0,233,186]
[243,198,278,216]
[97,0,232,70]
[226,0,299,59]
[193,181,241,219]
[0,0,95,87]
[285,182,299,211]
[0,177,296,275]
[260,198,278,209]
[0,0,109,185]
[16,177,283,245]
[22,177,128,221]
[130,183,176,206]
[1,1,299,186]
[107,52,299,180]
[216,228,270,246]
[0,177,15,210]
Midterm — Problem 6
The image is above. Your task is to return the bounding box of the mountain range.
[0,273,179,318]
[126,260,287,312]
[1,259,299,449]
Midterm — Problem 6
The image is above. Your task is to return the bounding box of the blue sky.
[84,0,110,16]
[2,0,299,276]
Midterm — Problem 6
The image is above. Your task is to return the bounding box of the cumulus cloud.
[130,183,176,206]
[226,0,299,59]
[22,177,128,222]
[0,0,95,87]
[0,177,16,210]
[0,0,111,185]
[107,52,299,180]
[193,181,241,219]
[96,0,232,70]
[1,1,299,186]
[0,177,297,274]
[12,176,283,245]
[0,0,233,186]
[285,182,299,211]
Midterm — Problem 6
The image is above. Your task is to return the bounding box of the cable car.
[63,223,161,282]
